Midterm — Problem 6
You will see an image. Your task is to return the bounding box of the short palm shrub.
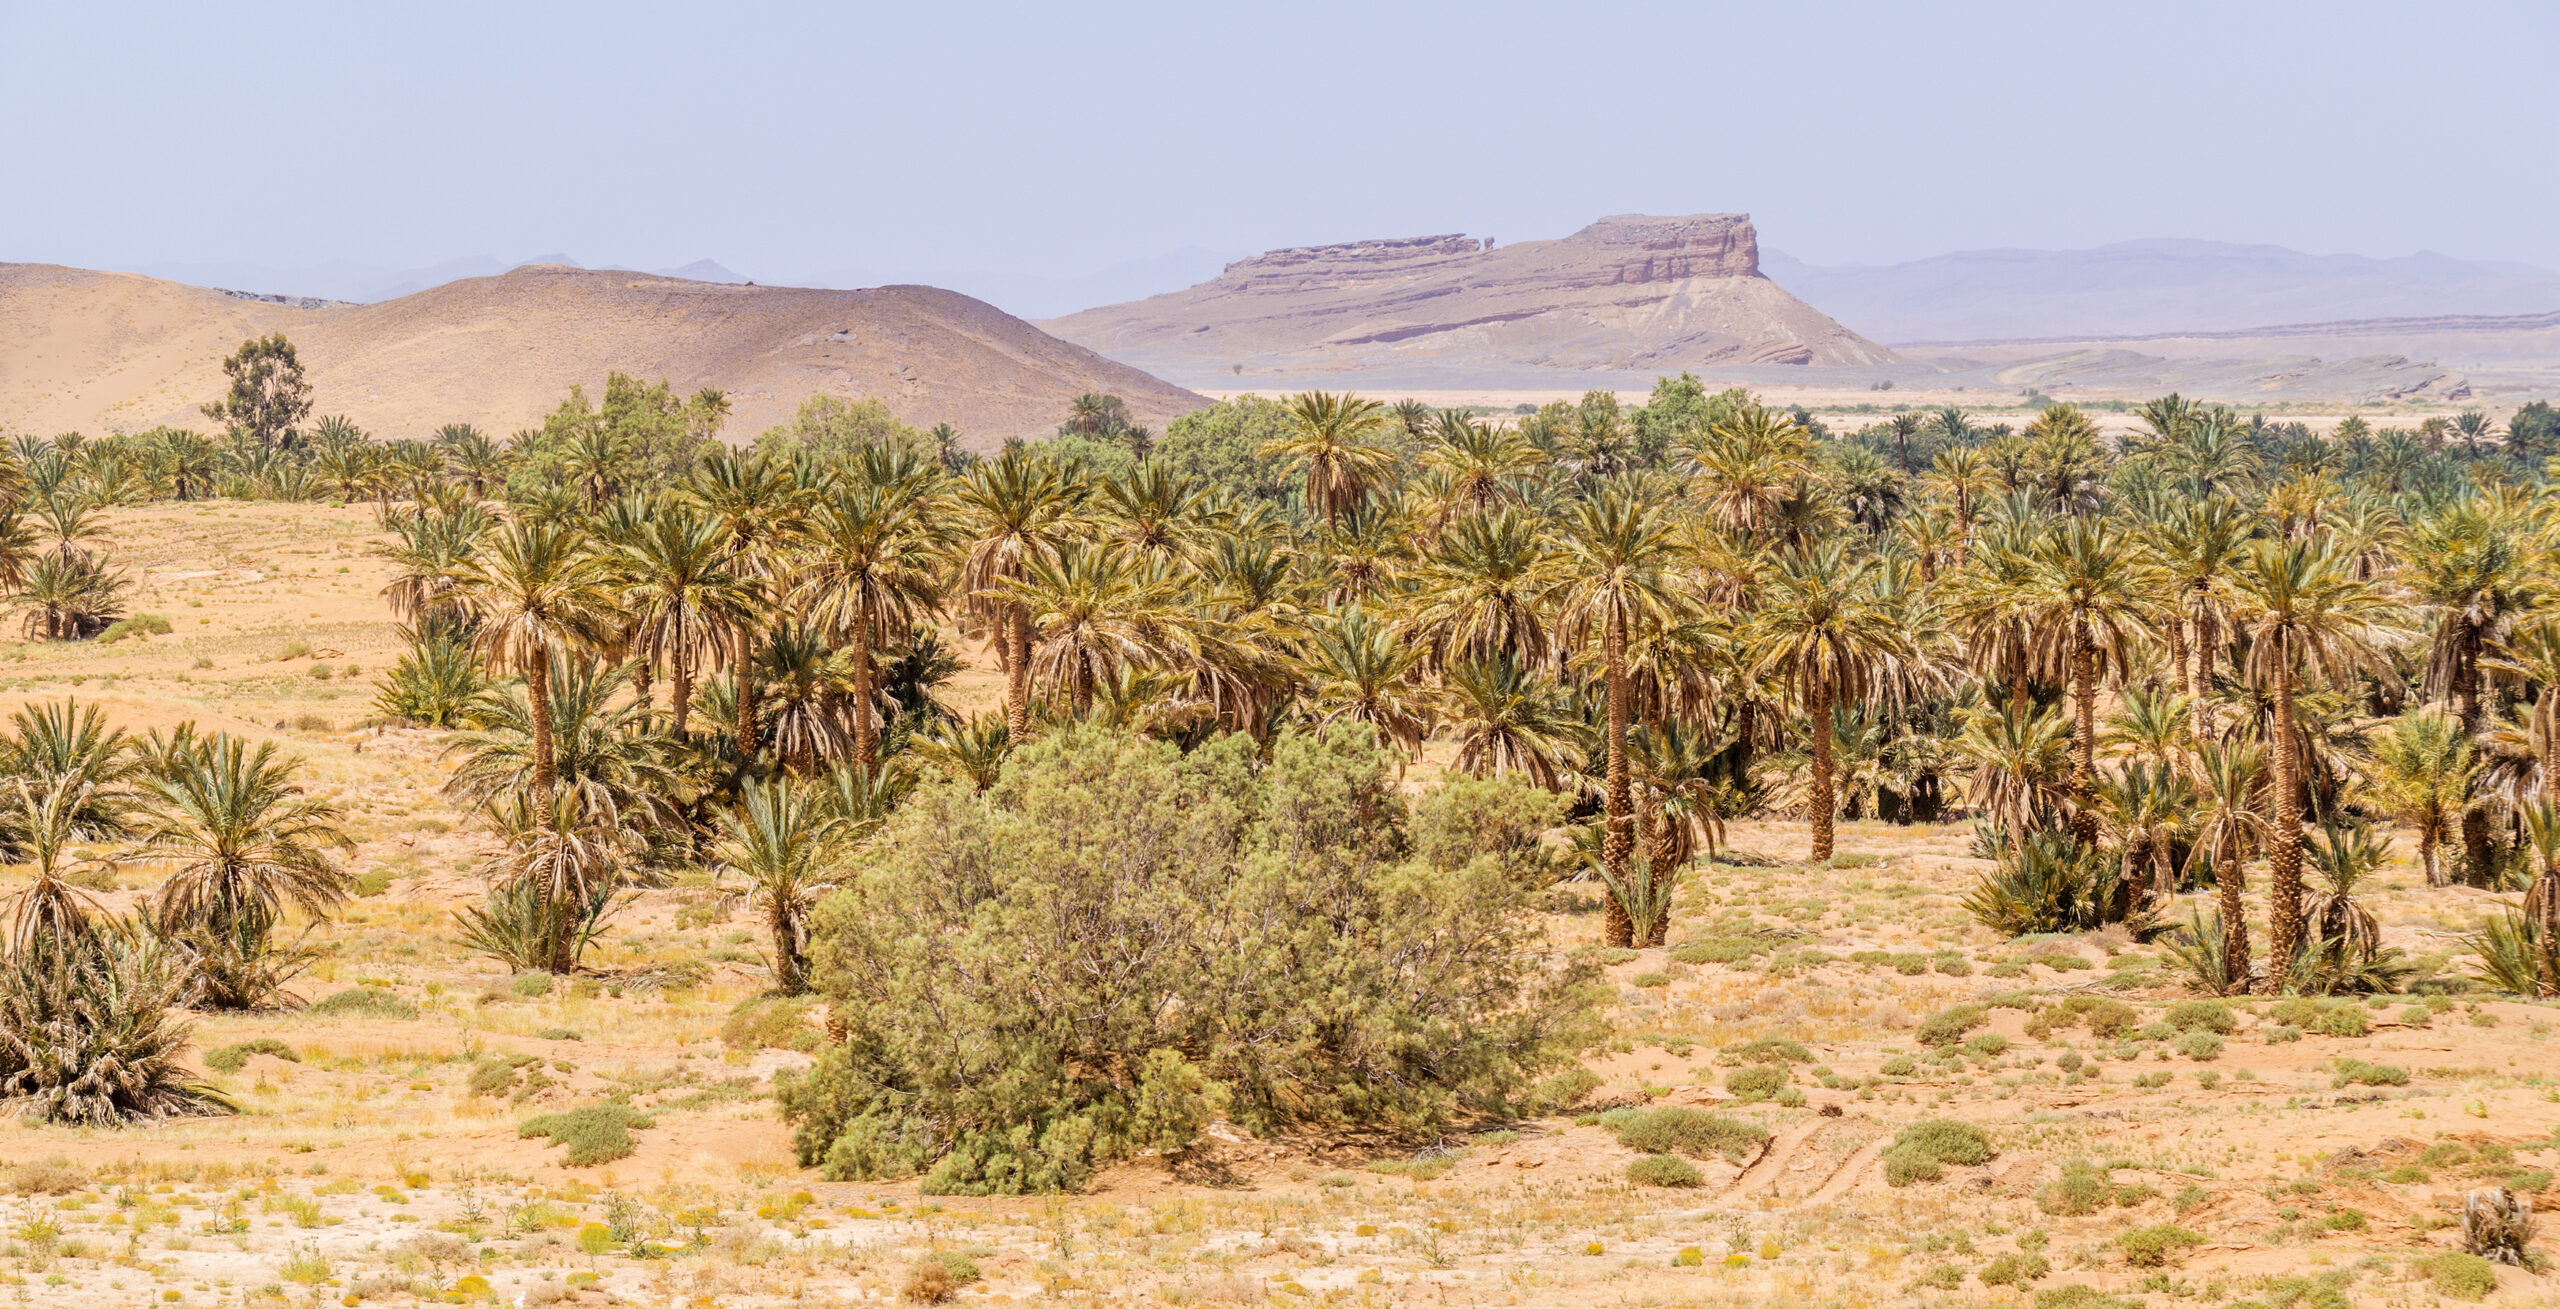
[0,925,231,1125]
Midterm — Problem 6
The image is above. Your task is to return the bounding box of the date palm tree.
[799,475,949,770]
[1750,541,1931,861]
[1440,652,1576,790]
[2141,494,2256,749]
[711,777,839,995]
[953,449,1083,741]
[2403,500,2536,881]
[992,542,1190,716]
[1408,506,1552,671]
[690,451,807,758]
[1424,412,1545,521]
[1302,605,1429,760]
[2016,518,2157,843]
[447,522,618,813]
[611,503,755,740]
[1261,392,1395,525]
[1550,486,1692,946]
[2230,538,2397,970]
[139,735,352,1009]
[2193,740,2269,992]
[2363,708,2480,889]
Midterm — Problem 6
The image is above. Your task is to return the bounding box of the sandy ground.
[0,503,2550,1306]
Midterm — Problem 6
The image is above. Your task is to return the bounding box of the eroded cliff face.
[1046,214,1891,382]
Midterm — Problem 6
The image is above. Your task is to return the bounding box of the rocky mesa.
[1045,213,1894,387]
[0,262,1206,443]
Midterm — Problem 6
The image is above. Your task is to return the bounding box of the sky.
[5,0,2557,299]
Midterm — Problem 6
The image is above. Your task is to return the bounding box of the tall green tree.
[1751,542,1930,861]
[200,334,312,450]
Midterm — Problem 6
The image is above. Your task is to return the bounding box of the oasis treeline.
[0,330,2556,1192]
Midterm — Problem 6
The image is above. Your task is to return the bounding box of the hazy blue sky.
[6,0,2556,288]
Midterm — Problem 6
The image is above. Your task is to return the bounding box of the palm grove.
[5,327,2560,1184]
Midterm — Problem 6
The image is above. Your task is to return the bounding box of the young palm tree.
[952,449,1083,741]
[799,477,949,770]
[2363,708,2480,888]
[2097,760,2197,905]
[690,451,808,758]
[1408,506,1553,671]
[711,778,840,996]
[374,503,494,623]
[2403,500,2536,881]
[1956,703,2072,836]
[2230,538,2398,969]
[1424,413,1546,520]
[610,503,755,740]
[1440,652,1576,790]
[1260,392,1395,525]
[447,522,618,812]
[993,542,1190,715]
[2100,686,2194,769]
[1750,541,1931,861]
[2140,494,2256,749]
[1549,487,1692,946]
[2193,741,2269,992]
[1302,605,1429,759]
[2303,818,2386,971]
[139,735,352,1009]
[4,778,108,958]
[2016,518,2157,843]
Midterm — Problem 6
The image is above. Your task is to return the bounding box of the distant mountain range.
[1762,240,2560,344]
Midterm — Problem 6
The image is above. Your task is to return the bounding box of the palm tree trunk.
[2216,833,2252,995]
[849,605,878,772]
[2455,629,2492,885]
[770,897,804,995]
[2420,822,2443,889]
[1809,680,1837,862]
[2070,624,2098,846]
[2190,603,2217,746]
[1601,613,1634,949]
[2267,668,2307,974]
[671,624,693,739]
[734,642,759,759]
[528,654,556,818]
[1005,606,1034,742]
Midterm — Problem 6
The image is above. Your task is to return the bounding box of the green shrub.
[203,1038,298,1074]
[2115,1224,2202,1268]
[1626,1153,1703,1188]
[508,972,553,998]
[1917,1263,1964,1289]
[2025,995,2137,1040]
[1670,938,1761,965]
[1725,1066,1787,1102]
[780,727,1601,1194]
[2039,1161,2108,1216]
[2330,1058,2407,1087]
[2034,1287,2137,1309]
[2309,1005,2369,1038]
[1609,1107,1770,1164]
[2429,1252,2497,1301]
[1630,972,1671,988]
[349,869,393,898]
[1966,1032,2011,1057]
[2163,999,2234,1033]
[306,985,418,1019]
[1883,1118,1995,1187]
[2174,1030,2223,1061]
[2321,1208,2366,1231]
[1409,772,1568,884]
[1525,1068,1601,1114]
[722,996,814,1051]
[1916,1004,1989,1047]
[519,1105,654,1167]
[1724,1036,1812,1064]
[96,615,173,645]
[1979,1252,2050,1286]
[1880,1054,1917,1076]
[533,1027,580,1042]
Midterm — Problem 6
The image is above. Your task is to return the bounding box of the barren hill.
[1044,213,1893,388]
[0,263,1205,442]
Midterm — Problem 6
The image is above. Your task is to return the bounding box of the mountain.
[1044,214,1891,389]
[1764,240,2560,344]
[804,247,1242,322]
[0,263,1205,443]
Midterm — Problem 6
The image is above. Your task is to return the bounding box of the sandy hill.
[1044,213,1892,388]
[1765,239,2560,344]
[0,262,1205,442]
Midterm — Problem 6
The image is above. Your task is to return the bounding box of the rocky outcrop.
[1044,213,1893,385]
